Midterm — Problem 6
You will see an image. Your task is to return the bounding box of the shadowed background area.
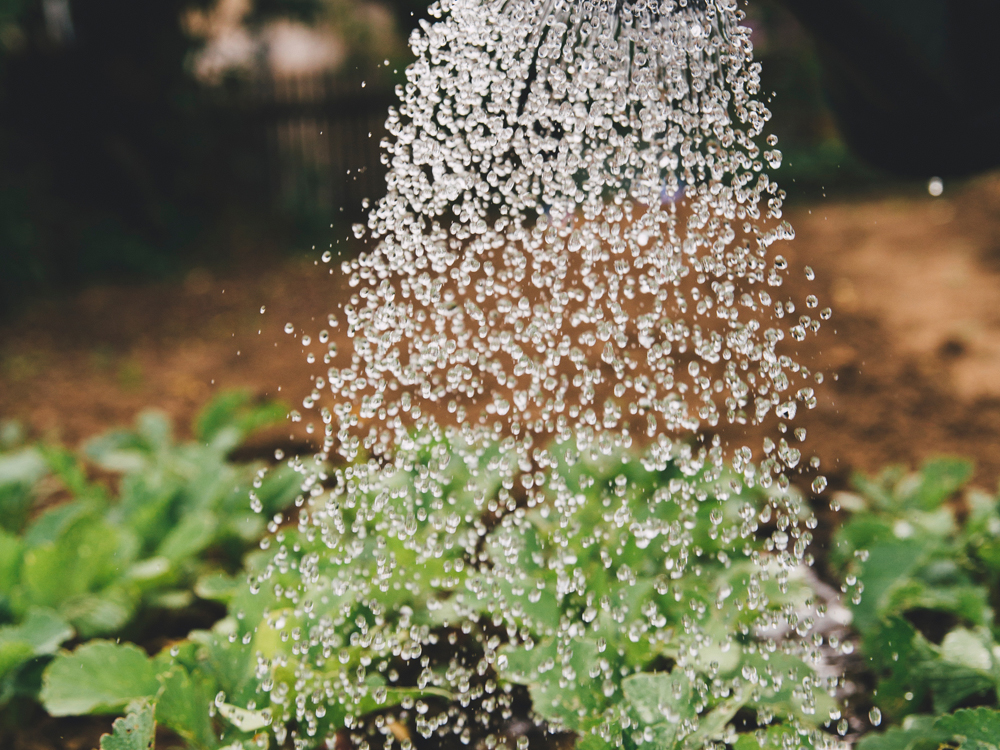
[0,0,408,310]
[3,0,998,313]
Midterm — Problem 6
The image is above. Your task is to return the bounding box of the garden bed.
[3,175,1000,749]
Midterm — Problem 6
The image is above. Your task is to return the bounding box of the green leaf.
[0,608,74,677]
[194,391,253,443]
[502,637,607,732]
[0,482,32,537]
[218,701,271,732]
[155,510,217,562]
[40,445,94,497]
[915,659,997,715]
[846,536,926,632]
[882,579,989,629]
[112,475,181,552]
[147,590,194,610]
[41,641,159,715]
[0,446,46,486]
[194,572,242,603]
[185,629,258,706]
[84,433,149,474]
[137,412,173,453]
[685,698,744,745]
[21,515,138,617]
[621,671,695,747]
[860,617,934,720]
[0,447,46,533]
[935,708,1000,747]
[315,680,452,731]
[60,587,136,638]
[23,499,98,548]
[852,466,903,511]
[0,640,34,681]
[194,390,285,446]
[126,557,173,587]
[99,699,156,750]
[856,715,953,750]
[576,735,614,750]
[733,724,820,750]
[940,628,994,672]
[244,464,302,519]
[0,527,23,597]
[622,671,693,726]
[909,457,974,510]
[13,608,75,652]
[155,666,217,749]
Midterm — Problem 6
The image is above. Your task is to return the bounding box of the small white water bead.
[271,0,836,747]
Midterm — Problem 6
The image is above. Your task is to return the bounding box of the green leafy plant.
[0,391,300,706]
[99,700,157,750]
[39,438,839,749]
[830,458,1000,747]
[13,393,1000,750]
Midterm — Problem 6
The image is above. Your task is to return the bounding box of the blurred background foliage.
[0,0,992,315]
[0,0,410,313]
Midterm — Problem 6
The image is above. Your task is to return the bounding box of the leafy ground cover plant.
[18,407,1000,750]
[0,391,301,709]
[830,458,1000,748]
[39,437,843,750]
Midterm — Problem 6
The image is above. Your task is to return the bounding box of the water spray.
[257,1,843,747]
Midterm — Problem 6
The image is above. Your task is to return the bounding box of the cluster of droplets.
[341,0,824,460]
[247,1,851,748]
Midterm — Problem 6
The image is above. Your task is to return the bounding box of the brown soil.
[3,175,1000,490]
[776,174,1000,488]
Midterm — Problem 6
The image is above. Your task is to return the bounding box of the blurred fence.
[226,72,395,221]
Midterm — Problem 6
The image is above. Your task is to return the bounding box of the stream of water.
[257,1,845,747]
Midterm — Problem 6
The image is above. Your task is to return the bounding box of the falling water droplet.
[253,0,839,746]
[869,707,882,726]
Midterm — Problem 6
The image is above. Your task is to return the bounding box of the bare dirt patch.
[3,175,1000,486]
